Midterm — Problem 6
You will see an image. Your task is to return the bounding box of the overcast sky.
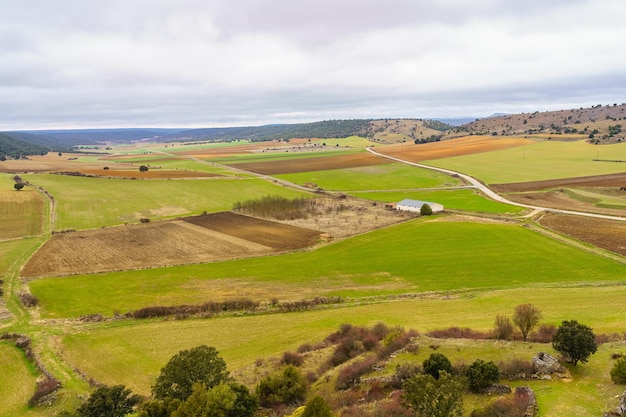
[1,0,625,130]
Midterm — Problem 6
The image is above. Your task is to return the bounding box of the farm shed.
[396,199,444,213]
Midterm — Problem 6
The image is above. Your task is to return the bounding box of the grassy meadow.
[3,135,626,417]
[22,174,308,230]
[427,140,626,183]
[29,219,626,318]
[275,163,462,191]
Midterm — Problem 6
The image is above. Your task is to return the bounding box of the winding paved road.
[366,147,626,222]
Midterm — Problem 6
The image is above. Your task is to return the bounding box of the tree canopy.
[402,371,464,417]
[512,303,541,342]
[152,345,230,401]
[76,385,140,417]
[552,320,597,366]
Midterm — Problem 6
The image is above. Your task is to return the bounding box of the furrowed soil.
[490,173,626,215]
[537,212,626,256]
[21,213,320,278]
[375,135,534,161]
[227,152,391,175]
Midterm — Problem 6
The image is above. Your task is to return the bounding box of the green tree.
[153,345,230,401]
[512,303,541,342]
[420,203,433,216]
[139,165,149,172]
[423,353,452,380]
[611,356,626,384]
[76,385,141,417]
[402,371,464,417]
[171,382,256,417]
[302,396,333,417]
[465,360,500,393]
[552,320,597,366]
[14,182,25,191]
[257,365,307,408]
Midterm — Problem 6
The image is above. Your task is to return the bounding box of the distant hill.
[462,103,626,143]
[0,133,50,160]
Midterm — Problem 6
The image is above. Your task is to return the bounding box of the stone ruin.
[532,352,565,379]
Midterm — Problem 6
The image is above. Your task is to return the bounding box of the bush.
[498,358,534,380]
[257,366,307,408]
[466,360,500,393]
[20,293,39,307]
[427,327,491,340]
[282,351,304,367]
[423,353,452,380]
[494,315,513,340]
[28,377,61,407]
[611,356,626,384]
[529,324,556,343]
[335,356,377,390]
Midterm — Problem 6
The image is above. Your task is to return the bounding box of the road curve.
[366,147,626,222]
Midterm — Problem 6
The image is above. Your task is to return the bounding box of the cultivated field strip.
[21,214,322,277]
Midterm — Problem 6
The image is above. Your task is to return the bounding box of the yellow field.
[0,175,44,239]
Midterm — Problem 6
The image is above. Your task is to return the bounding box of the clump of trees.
[233,195,319,220]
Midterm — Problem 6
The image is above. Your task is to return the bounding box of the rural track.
[366,147,626,222]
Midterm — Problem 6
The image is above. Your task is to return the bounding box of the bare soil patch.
[21,214,319,278]
[492,172,626,192]
[228,153,391,175]
[503,190,626,217]
[537,212,626,256]
[183,212,320,251]
[375,136,534,162]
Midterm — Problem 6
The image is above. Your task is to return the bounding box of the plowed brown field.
[492,172,626,192]
[375,136,534,162]
[21,213,321,278]
[537,212,626,256]
[227,153,391,175]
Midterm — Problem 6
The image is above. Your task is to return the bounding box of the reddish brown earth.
[537,212,626,256]
[375,136,534,162]
[227,152,391,175]
[491,172,626,192]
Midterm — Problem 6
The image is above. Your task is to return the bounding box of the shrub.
[529,324,556,343]
[391,363,422,388]
[28,377,61,407]
[552,320,597,366]
[498,358,534,380]
[611,356,626,384]
[282,351,304,367]
[257,366,307,408]
[20,293,39,307]
[466,360,500,393]
[335,355,377,390]
[494,315,513,340]
[423,353,452,380]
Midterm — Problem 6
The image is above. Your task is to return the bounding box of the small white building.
[396,199,444,213]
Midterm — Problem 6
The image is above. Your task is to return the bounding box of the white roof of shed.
[397,199,440,208]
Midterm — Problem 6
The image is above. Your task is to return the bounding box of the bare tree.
[512,304,541,342]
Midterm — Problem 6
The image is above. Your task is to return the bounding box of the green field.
[427,140,626,183]
[29,219,626,318]
[354,189,525,214]
[0,343,37,417]
[0,175,44,239]
[209,149,363,164]
[275,163,462,191]
[22,174,308,230]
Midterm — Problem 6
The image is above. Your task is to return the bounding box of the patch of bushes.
[277,296,343,313]
[466,359,500,393]
[498,358,534,380]
[529,324,556,343]
[470,387,535,417]
[427,326,491,340]
[28,377,61,407]
[335,355,378,390]
[257,365,307,409]
[130,298,259,319]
